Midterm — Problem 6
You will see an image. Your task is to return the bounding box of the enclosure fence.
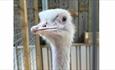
[14,43,99,70]
[14,32,99,70]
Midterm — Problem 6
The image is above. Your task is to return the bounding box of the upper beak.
[31,22,57,34]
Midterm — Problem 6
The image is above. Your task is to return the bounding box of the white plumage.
[31,8,75,70]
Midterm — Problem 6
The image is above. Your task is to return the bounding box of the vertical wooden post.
[19,0,31,70]
[33,0,43,70]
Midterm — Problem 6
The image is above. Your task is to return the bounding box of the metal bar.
[42,0,48,10]
[92,0,99,70]
[19,0,31,69]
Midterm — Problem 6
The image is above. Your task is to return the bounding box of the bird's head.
[31,9,75,46]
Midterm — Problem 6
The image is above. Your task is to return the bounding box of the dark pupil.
[62,16,66,22]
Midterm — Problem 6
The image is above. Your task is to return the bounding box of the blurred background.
[14,0,99,70]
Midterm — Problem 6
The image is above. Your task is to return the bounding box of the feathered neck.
[50,43,71,70]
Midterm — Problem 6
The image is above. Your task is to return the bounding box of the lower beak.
[31,25,57,34]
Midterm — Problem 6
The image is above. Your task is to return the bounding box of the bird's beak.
[31,21,57,34]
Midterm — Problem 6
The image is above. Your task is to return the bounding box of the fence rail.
[14,43,99,70]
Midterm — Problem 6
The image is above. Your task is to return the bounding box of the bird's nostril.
[42,24,46,27]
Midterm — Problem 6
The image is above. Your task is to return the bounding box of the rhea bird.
[31,9,75,70]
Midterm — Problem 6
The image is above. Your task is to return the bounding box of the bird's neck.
[51,43,71,70]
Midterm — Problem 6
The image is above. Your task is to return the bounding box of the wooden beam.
[33,0,43,70]
[19,0,31,70]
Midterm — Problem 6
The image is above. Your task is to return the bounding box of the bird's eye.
[62,16,66,22]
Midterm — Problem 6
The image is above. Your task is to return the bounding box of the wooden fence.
[14,32,99,70]
[14,43,99,70]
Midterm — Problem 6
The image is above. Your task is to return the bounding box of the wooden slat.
[30,46,37,70]
[89,46,93,70]
[70,47,77,70]
[19,0,31,70]
[47,47,52,70]
[81,45,87,70]
[17,48,24,70]
[33,0,43,70]
[86,47,90,70]
[76,46,81,70]
[42,48,49,70]
[96,47,99,70]
[20,48,24,70]
[13,47,18,70]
